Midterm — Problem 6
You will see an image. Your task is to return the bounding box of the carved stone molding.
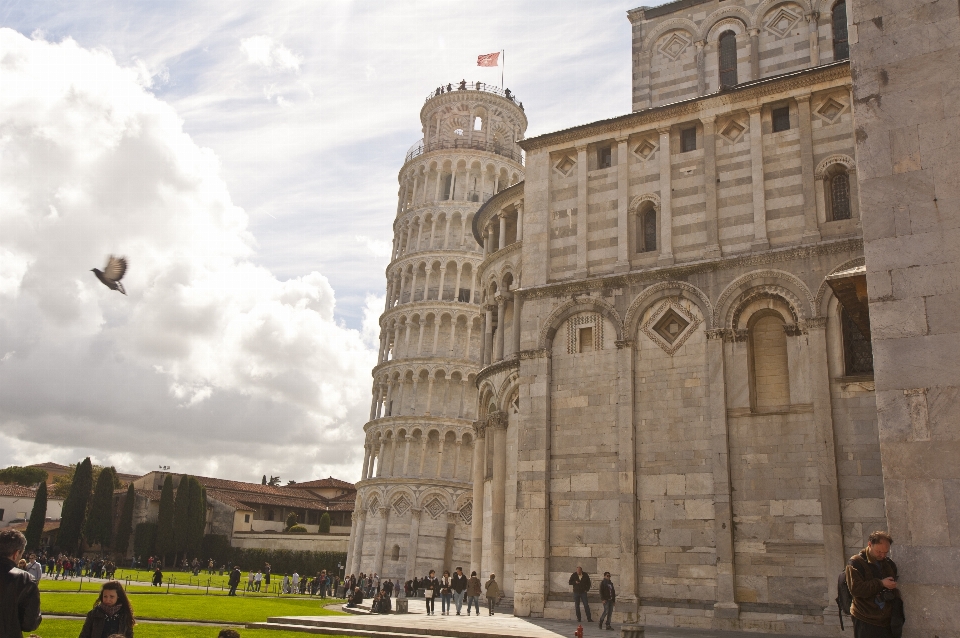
[803,316,828,330]
[487,410,508,430]
[706,328,729,340]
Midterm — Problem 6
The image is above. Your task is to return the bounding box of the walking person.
[24,552,42,583]
[227,566,241,596]
[569,566,593,623]
[423,570,440,615]
[451,566,468,615]
[254,570,263,592]
[846,531,904,638]
[484,573,501,616]
[0,529,42,636]
[466,570,482,616]
[598,571,616,630]
[78,580,135,638]
[440,570,453,615]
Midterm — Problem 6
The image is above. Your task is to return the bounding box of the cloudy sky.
[0,0,666,484]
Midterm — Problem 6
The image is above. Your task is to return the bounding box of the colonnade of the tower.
[347,82,526,583]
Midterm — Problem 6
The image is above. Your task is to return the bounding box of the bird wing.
[103,256,127,282]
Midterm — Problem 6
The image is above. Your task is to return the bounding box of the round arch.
[537,297,624,350]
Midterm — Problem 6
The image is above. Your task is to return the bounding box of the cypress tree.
[318,512,331,534]
[186,478,205,559]
[58,458,93,553]
[155,475,176,565]
[172,475,191,563]
[25,482,48,551]
[84,466,116,551]
[114,484,136,557]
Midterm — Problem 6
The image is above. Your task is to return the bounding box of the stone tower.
[346,81,526,581]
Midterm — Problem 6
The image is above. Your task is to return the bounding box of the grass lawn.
[29,618,354,638]
[38,578,333,599]
[41,593,346,624]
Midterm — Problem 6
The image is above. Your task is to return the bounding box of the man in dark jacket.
[568,566,593,623]
[598,571,616,630]
[846,531,902,638]
[0,529,42,635]
[451,566,468,615]
[228,566,242,596]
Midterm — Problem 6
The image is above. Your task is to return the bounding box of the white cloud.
[0,28,373,481]
[240,35,301,72]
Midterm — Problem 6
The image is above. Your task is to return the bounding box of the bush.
[201,534,231,565]
[133,522,158,558]
[226,549,345,575]
[318,512,331,534]
[287,525,308,533]
[285,512,298,531]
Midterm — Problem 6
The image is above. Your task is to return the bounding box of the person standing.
[423,570,440,615]
[846,531,903,638]
[466,570,482,616]
[440,570,453,615]
[451,566,468,615]
[569,566,593,624]
[292,571,300,594]
[78,580,135,638]
[24,553,42,583]
[151,566,163,587]
[264,563,271,588]
[246,570,255,592]
[254,570,263,592]
[0,529,42,636]
[227,566,242,596]
[598,571,616,630]
[484,573,501,616]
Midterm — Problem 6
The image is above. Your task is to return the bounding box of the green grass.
[41,593,346,624]
[29,618,355,638]
[38,578,333,599]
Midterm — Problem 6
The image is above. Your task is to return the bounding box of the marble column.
[483,306,494,365]
[494,296,506,362]
[516,202,524,241]
[350,510,367,574]
[807,12,821,67]
[499,213,507,250]
[805,317,846,609]
[748,106,770,250]
[749,28,761,80]
[402,436,412,476]
[695,40,706,95]
[490,411,507,584]
[575,144,588,277]
[406,508,422,582]
[376,440,386,478]
[797,95,822,243]
[702,116,721,258]
[512,294,522,356]
[657,127,675,263]
[443,512,458,573]
[707,329,738,619]
[616,136,630,272]
[373,506,390,576]
[470,421,487,576]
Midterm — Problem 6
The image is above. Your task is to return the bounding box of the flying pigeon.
[91,255,128,295]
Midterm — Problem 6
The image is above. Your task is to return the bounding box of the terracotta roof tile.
[295,477,355,490]
[0,484,37,497]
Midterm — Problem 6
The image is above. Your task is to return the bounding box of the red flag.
[477,52,500,67]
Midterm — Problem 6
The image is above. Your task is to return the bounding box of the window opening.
[831,172,851,220]
[681,127,697,153]
[244,514,250,523]
[474,117,483,131]
[842,308,873,375]
[578,327,595,353]
[772,106,791,132]
[391,545,401,561]
[751,314,791,409]
[833,1,849,61]
[458,288,471,303]
[637,209,657,253]
[719,31,738,87]
[597,146,612,169]
[442,174,453,200]
[454,128,464,136]
[267,509,275,521]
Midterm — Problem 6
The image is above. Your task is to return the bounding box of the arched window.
[833,1,849,61]
[636,206,657,253]
[841,308,873,375]
[719,31,738,87]
[830,171,851,220]
[750,313,791,410]
[391,544,401,561]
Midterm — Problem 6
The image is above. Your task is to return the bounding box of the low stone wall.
[231,532,350,553]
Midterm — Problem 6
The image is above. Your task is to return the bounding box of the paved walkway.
[252,598,799,638]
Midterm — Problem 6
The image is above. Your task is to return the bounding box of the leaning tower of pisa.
[346,82,526,582]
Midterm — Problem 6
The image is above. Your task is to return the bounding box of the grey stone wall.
[850,0,960,636]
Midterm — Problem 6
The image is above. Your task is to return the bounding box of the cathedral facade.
[350,0,883,634]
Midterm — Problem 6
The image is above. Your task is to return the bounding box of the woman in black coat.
[78,581,135,638]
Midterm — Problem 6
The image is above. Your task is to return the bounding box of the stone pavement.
[249,599,801,638]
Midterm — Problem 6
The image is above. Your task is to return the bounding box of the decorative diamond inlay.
[654,309,690,345]
[459,501,473,526]
[641,299,703,355]
[658,32,692,61]
[816,97,845,123]
[368,496,380,513]
[425,497,445,520]
[555,155,576,176]
[393,495,411,517]
[764,7,801,38]
[633,139,658,160]
[720,120,746,143]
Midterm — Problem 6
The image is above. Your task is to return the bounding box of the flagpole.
[501,49,505,88]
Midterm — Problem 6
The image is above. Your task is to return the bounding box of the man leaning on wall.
[846,531,905,638]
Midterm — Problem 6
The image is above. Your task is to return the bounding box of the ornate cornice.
[518,348,551,360]
[363,414,476,433]
[387,251,483,279]
[803,316,828,330]
[356,476,473,491]
[487,410,508,430]
[380,299,482,329]
[417,89,528,135]
[519,62,850,152]
[515,237,862,301]
[371,357,481,379]
[476,355,521,387]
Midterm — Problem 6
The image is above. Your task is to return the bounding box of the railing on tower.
[404,138,524,165]
[424,81,522,106]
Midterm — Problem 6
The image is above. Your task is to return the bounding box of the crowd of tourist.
[342,567,503,616]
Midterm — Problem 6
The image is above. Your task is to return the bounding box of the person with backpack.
[843,530,904,638]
